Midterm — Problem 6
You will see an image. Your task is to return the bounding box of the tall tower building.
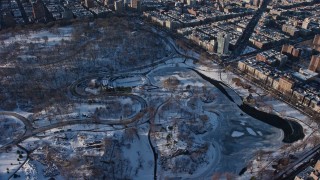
[131,0,140,10]
[32,0,46,22]
[313,34,320,52]
[302,18,310,29]
[217,32,230,54]
[123,0,129,8]
[114,0,123,12]
[252,0,260,7]
[84,0,95,8]
[104,0,111,5]
[308,55,320,73]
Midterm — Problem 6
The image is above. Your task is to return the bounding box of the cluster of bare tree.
[0,16,172,114]
[163,76,180,91]
[0,117,24,142]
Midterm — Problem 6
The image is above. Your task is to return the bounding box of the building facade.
[32,0,47,22]
[308,55,320,73]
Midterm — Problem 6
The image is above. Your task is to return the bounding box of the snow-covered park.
[0,16,316,180]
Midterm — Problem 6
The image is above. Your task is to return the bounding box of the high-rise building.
[32,0,46,22]
[308,55,320,73]
[208,39,216,53]
[313,34,320,52]
[130,0,140,10]
[302,18,310,29]
[104,0,111,5]
[252,0,260,7]
[123,0,129,8]
[114,0,123,12]
[281,44,301,58]
[84,0,95,8]
[217,32,230,54]
[281,44,290,54]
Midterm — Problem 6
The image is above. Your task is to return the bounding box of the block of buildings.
[295,160,320,180]
[238,48,320,113]
[302,18,320,32]
[293,68,318,82]
[238,61,247,71]
[282,24,299,37]
[165,20,181,30]
[281,44,301,59]
[256,49,283,66]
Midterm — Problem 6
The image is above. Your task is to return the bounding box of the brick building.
[131,0,141,10]
[308,55,320,73]
[281,44,301,58]
[313,34,320,52]
[278,77,294,93]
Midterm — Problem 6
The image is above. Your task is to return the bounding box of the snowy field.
[0,145,27,179]
[0,26,72,47]
[16,123,154,179]
[2,63,287,179]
